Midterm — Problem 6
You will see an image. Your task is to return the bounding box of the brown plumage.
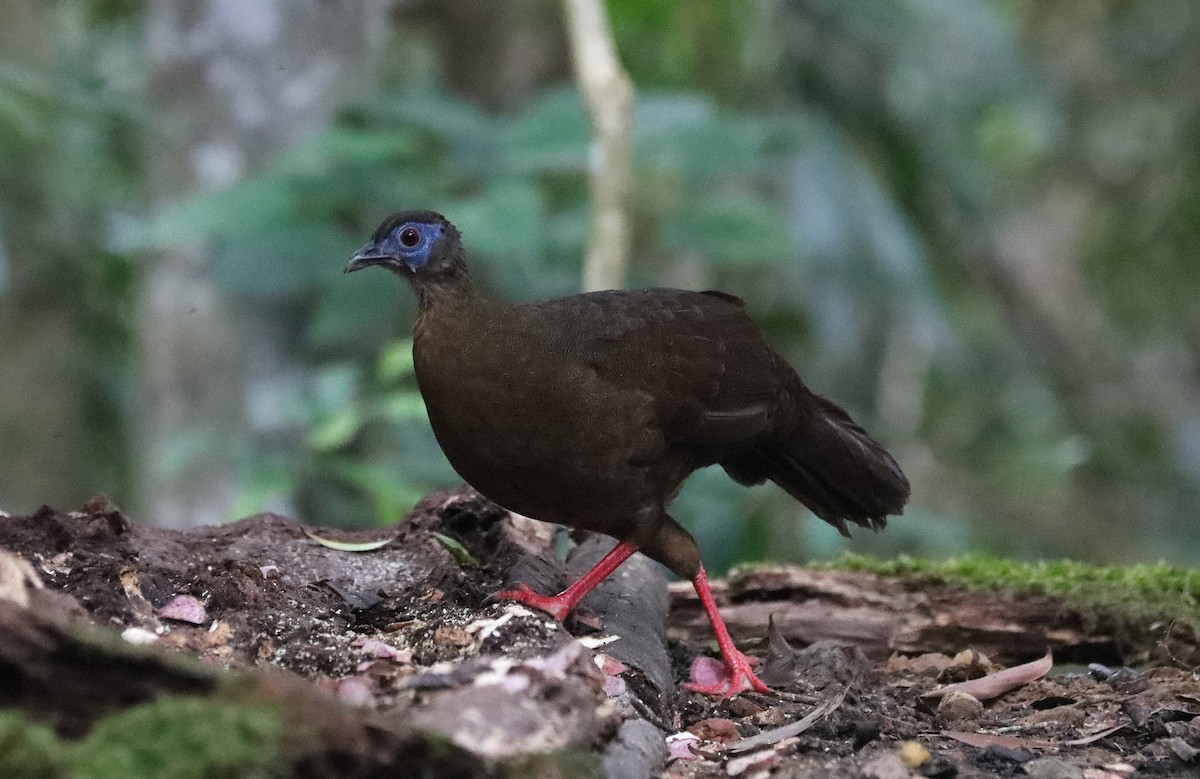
[346,210,910,695]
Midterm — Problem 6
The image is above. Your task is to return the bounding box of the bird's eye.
[399,226,421,248]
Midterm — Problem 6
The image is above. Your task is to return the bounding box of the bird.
[345,210,910,696]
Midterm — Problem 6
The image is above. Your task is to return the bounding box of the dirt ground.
[1,489,1197,778]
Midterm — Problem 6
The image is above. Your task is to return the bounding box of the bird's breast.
[411,310,667,525]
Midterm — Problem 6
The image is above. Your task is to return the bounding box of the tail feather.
[722,395,910,537]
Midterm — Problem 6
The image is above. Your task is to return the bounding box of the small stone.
[1023,757,1084,779]
[602,674,626,697]
[666,732,700,762]
[1164,736,1198,761]
[937,691,984,722]
[983,745,1036,764]
[336,677,373,707]
[120,627,159,645]
[725,749,777,777]
[432,625,473,647]
[899,740,930,768]
[861,752,911,779]
[886,652,954,676]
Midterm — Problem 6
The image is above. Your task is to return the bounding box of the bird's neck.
[410,271,487,343]
[411,269,479,312]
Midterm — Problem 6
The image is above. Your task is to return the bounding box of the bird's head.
[345,210,464,279]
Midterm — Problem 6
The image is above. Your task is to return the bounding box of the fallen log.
[667,565,1198,667]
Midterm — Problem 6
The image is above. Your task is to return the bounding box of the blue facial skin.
[380,222,445,271]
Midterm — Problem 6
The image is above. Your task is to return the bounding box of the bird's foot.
[491,582,573,621]
[685,652,771,698]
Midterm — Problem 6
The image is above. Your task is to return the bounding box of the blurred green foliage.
[2,0,1199,569]
[124,84,801,539]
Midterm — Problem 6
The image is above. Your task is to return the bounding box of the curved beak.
[344,242,391,274]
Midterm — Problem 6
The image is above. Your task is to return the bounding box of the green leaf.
[661,194,792,265]
[430,531,480,567]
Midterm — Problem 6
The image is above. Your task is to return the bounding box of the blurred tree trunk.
[411,0,569,112]
[0,1,115,514]
[137,0,390,528]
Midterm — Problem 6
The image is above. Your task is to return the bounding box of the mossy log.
[667,561,1200,667]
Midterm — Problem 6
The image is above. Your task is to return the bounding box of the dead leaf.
[594,653,628,676]
[1164,736,1198,761]
[758,615,796,686]
[923,650,1052,701]
[688,718,740,744]
[0,550,43,607]
[942,730,1051,751]
[351,637,412,662]
[1060,723,1128,746]
[158,594,207,625]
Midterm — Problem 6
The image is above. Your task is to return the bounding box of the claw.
[492,582,573,621]
[685,651,770,698]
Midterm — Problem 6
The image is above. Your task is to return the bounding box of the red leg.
[685,564,771,697]
[493,540,638,621]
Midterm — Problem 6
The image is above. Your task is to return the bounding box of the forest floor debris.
[0,489,1197,778]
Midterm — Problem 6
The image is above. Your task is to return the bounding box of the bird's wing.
[534,289,790,449]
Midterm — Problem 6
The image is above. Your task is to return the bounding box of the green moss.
[811,553,1200,655]
[0,697,284,779]
[74,696,283,779]
[504,749,604,779]
[0,712,69,779]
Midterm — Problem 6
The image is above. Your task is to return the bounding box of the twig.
[561,0,633,292]
[726,677,854,754]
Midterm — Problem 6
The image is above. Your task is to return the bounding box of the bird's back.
[412,288,797,522]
